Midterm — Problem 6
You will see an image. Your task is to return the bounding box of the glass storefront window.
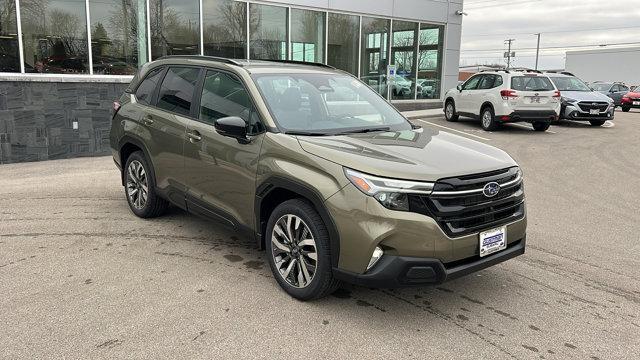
[417,24,444,100]
[249,3,286,60]
[390,20,418,100]
[21,0,89,74]
[0,0,20,72]
[89,0,146,75]
[290,8,323,63]
[327,12,358,76]
[203,0,246,59]
[150,0,200,59]
[360,17,389,98]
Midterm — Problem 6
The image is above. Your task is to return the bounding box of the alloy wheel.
[482,110,492,128]
[271,214,318,288]
[126,160,148,210]
[446,103,454,119]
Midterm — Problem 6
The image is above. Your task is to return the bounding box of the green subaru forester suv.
[110,56,527,300]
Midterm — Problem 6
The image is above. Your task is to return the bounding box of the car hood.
[563,91,613,102]
[296,128,517,182]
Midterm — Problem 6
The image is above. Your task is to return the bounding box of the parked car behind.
[546,72,614,126]
[591,82,630,106]
[620,89,640,112]
[444,69,560,132]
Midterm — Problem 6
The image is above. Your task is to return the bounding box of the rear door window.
[478,75,496,89]
[135,67,164,105]
[511,76,554,91]
[156,67,201,116]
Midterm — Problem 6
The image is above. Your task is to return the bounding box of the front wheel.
[444,101,459,122]
[589,119,606,126]
[265,199,340,301]
[532,122,551,132]
[480,107,499,131]
[622,106,630,112]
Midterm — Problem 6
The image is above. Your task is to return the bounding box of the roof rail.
[157,55,243,66]
[511,68,543,74]
[480,69,510,73]
[265,59,335,69]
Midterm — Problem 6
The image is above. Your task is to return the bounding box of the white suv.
[444,70,561,132]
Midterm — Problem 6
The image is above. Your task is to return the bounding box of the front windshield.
[591,83,611,91]
[550,77,591,92]
[252,73,412,135]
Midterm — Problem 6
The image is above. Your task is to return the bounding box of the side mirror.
[457,84,463,91]
[214,116,249,143]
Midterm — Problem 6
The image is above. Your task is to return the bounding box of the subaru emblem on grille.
[483,182,501,198]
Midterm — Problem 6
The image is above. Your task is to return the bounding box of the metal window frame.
[3,0,447,102]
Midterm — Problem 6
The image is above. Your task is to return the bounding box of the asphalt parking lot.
[1,110,639,359]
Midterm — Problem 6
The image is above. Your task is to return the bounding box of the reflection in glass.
[0,0,19,72]
[360,17,389,98]
[290,8,323,63]
[21,0,88,73]
[327,12,358,76]
[150,0,200,59]
[391,20,418,100]
[249,3,286,60]
[90,0,146,75]
[203,0,246,58]
[417,24,444,99]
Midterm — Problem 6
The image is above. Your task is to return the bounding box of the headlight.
[344,168,434,211]
[561,97,576,104]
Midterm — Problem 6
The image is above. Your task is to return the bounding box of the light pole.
[534,33,541,70]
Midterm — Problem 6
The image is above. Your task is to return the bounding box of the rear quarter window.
[511,76,554,91]
[135,67,164,105]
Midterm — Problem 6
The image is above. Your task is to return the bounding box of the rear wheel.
[265,199,340,301]
[480,107,498,131]
[589,119,606,126]
[445,101,459,122]
[124,151,168,218]
[532,122,550,132]
[622,106,631,112]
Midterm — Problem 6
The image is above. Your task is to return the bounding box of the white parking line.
[506,123,557,134]
[602,120,615,128]
[416,119,492,141]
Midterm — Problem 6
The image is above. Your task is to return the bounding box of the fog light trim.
[367,246,384,271]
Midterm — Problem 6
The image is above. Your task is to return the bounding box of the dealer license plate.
[479,226,507,257]
[633,101,640,106]
[590,109,600,115]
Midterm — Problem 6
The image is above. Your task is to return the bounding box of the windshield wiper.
[335,126,391,135]
[284,131,329,136]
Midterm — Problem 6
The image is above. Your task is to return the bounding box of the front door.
[458,75,482,113]
[183,69,266,231]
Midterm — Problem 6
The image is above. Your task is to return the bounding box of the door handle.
[143,116,154,125]
[187,130,202,142]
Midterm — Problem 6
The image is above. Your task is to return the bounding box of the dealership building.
[0,0,464,163]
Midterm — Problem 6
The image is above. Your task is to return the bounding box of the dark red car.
[620,90,640,112]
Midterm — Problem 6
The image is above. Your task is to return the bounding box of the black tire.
[265,199,340,301]
[123,151,168,218]
[622,106,630,112]
[589,119,606,127]
[444,100,459,122]
[532,122,551,132]
[480,107,499,131]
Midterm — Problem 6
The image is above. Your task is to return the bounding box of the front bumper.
[334,236,526,288]
[562,104,614,121]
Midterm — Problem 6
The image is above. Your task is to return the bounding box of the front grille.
[409,167,525,237]
[577,101,609,112]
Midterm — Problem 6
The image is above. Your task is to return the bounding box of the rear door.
[182,69,266,230]
[143,66,202,206]
[509,75,559,112]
